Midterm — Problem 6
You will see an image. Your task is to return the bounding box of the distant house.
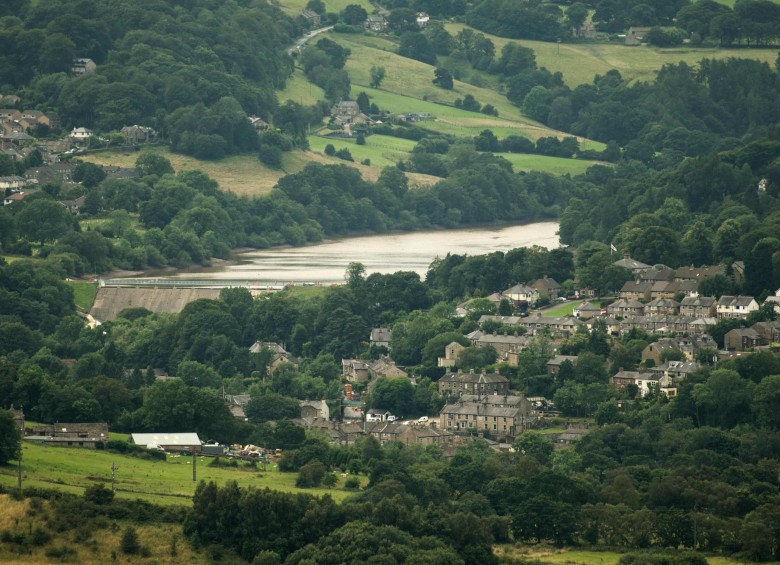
[474,332,530,358]
[0,175,26,191]
[546,355,578,377]
[342,358,370,383]
[364,15,388,31]
[724,328,764,351]
[619,280,653,301]
[438,369,510,396]
[300,400,329,420]
[607,298,645,317]
[438,341,465,368]
[717,295,759,320]
[752,320,780,344]
[300,9,321,28]
[69,127,93,140]
[625,26,652,45]
[129,432,202,453]
[651,360,701,382]
[556,426,589,446]
[224,394,250,419]
[503,283,539,304]
[26,422,109,449]
[248,116,269,131]
[416,12,430,27]
[3,191,28,206]
[366,408,396,423]
[674,265,725,282]
[438,395,532,439]
[573,301,602,319]
[59,194,87,214]
[330,100,363,125]
[249,341,293,372]
[370,327,392,350]
[680,296,717,318]
[613,255,650,274]
[368,356,406,379]
[611,369,658,396]
[121,124,156,144]
[530,276,561,299]
[642,338,683,366]
[71,58,97,75]
[645,298,680,316]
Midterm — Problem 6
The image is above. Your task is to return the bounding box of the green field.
[0,442,360,506]
[66,280,98,312]
[309,133,418,168]
[499,153,604,175]
[542,299,603,317]
[278,67,327,106]
[445,22,780,87]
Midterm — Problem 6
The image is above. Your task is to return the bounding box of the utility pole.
[192,451,197,482]
[111,462,118,492]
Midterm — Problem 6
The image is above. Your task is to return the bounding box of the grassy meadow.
[0,443,361,507]
[444,22,780,87]
[66,281,98,312]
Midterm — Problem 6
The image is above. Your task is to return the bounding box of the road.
[287,25,335,55]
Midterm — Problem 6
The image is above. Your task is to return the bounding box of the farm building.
[129,432,202,453]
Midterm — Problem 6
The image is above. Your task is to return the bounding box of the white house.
[69,127,94,140]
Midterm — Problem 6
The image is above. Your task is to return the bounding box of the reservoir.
[139,221,560,285]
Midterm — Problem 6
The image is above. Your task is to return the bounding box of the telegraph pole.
[111,462,118,492]
[192,451,197,482]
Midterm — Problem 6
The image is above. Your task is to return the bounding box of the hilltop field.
[83,18,779,195]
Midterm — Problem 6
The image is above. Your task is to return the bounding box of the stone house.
[71,58,96,75]
[438,369,510,396]
[502,283,539,305]
[342,359,370,383]
[724,328,764,351]
[300,400,329,420]
[300,9,321,27]
[619,281,653,301]
[645,298,680,316]
[370,327,392,350]
[364,15,388,31]
[438,396,532,439]
[680,296,717,318]
[438,341,465,368]
[546,355,578,377]
[607,298,645,317]
[610,369,658,396]
[530,276,561,299]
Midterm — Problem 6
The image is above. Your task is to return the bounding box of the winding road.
[287,25,335,55]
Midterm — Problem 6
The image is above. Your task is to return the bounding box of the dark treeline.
[0,0,294,158]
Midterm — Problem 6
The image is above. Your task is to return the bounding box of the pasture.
[444,22,780,87]
[66,280,98,312]
[0,442,360,507]
[276,0,373,17]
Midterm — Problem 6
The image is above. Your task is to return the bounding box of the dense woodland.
[2,0,780,563]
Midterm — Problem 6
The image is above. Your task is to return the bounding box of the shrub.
[344,477,360,490]
[84,483,115,505]
[324,143,336,156]
[335,148,353,161]
[295,460,327,488]
[120,526,140,554]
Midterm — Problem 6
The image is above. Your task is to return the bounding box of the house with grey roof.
[613,256,650,273]
[724,328,764,351]
[680,296,717,318]
[717,295,759,320]
[438,369,510,396]
[438,395,532,439]
[607,298,645,317]
[645,297,680,316]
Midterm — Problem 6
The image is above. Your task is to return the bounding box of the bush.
[120,526,140,554]
[334,148,353,161]
[84,483,115,505]
[295,460,327,488]
[324,143,336,156]
[344,476,360,490]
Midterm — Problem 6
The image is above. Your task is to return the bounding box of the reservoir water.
[148,221,560,285]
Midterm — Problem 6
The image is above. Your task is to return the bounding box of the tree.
[432,67,453,90]
[245,393,301,423]
[398,32,436,65]
[0,410,21,465]
[566,3,589,33]
[341,4,368,25]
[369,66,386,88]
[136,153,174,177]
[754,375,780,429]
[16,198,74,245]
